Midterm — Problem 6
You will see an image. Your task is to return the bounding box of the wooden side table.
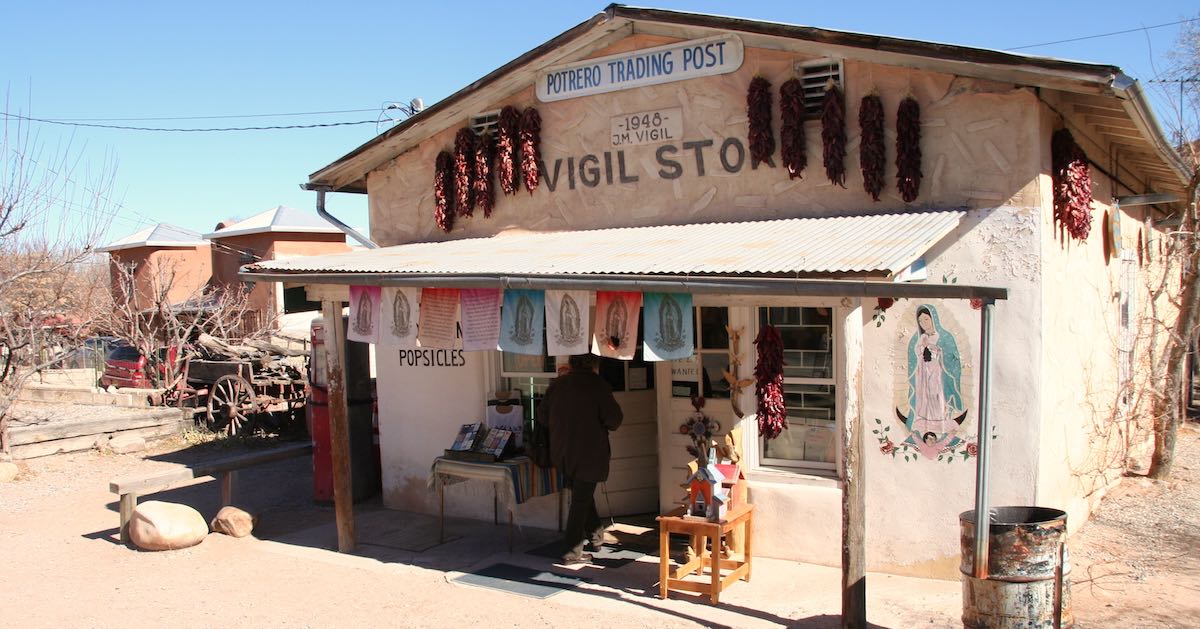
[657,504,754,604]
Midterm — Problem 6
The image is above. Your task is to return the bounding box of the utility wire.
[44,108,379,122]
[1007,16,1200,51]
[3,112,377,132]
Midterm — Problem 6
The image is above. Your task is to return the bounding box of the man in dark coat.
[535,353,623,563]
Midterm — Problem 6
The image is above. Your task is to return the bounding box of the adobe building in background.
[244,6,1190,577]
[205,205,352,329]
[99,223,211,311]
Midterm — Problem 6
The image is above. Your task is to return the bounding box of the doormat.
[452,563,584,599]
[525,541,645,568]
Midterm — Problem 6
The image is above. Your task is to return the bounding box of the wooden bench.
[109,441,312,543]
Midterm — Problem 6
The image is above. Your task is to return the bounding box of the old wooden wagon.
[170,334,308,435]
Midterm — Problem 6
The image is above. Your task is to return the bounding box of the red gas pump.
[306,315,380,503]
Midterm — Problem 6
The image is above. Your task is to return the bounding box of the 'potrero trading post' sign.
[536,34,744,102]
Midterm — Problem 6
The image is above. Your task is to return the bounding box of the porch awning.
[242,210,1006,300]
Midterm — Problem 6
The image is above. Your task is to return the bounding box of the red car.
[99,344,179,389]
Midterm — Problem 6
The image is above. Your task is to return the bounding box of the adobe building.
[205,205,352,328]
[243,6,1190,578]
[99,223,211,310]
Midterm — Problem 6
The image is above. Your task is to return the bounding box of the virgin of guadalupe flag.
[418,288,460,349]
[643,292,694,361]
[592,291,642,360]
[380,287,420,349]
[347,286,381,344]
[460,288,502,351]
[499,289,545,355]
[544,290,590,356]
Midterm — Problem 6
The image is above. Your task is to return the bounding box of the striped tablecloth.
[430,456,563,506]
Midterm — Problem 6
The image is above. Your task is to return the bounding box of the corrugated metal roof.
[246,210,964,279]
[204,205,344,239]
[98,223,206,252]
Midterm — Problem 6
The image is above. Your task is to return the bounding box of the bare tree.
[100,258,266,392]
[1142,16,1200,478]
[0,110,112,454]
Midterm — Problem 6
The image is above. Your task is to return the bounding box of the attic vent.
[470,111,500,138]
[795,59,843,117]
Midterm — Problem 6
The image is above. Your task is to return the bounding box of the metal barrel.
[959,506,1072,629]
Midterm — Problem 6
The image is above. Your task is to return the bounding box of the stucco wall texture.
[361,34,1159,578]
[109,245,211,310]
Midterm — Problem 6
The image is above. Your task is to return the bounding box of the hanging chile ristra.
[820,81,847,187]
[433,151,455,233]
[895,96,922,203]
[453,127,476,217]
[779,78,807,179]
[473,132,495,218]
[747,76,775,168]
[519,107,542,194]
[754,324,787,441]
[1051,128,1094,241]
[496,105,521,196]
[858,93,886,201]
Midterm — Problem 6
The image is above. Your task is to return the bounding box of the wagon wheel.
[207,375,256,436]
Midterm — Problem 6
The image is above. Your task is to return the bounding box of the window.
[283,286,320,314]
[671,307,730,399]
[794,59,843,118]
[501,352,556,429]
[757,306,837,472]
[598,321,655,393]
[470,111,500,138]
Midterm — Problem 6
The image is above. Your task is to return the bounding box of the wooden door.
[599,389,658,517]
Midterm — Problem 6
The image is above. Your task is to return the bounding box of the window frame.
[670,306,731,399]
[755,305,839,474]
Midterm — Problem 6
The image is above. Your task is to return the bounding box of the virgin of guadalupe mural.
[556,293,582,345]
[511,293,535,346]
[606,297,628,349]
[656,294,686,351]
[890,304,971,460]
[391,290,412,337]
[353,289,374,337]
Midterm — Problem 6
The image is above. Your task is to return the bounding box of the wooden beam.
[1094,125,1146,141]
[1083,115,1137,130]
[1073,103,1128,118]
[305,284,350,303]
[322,299,356,552]
[838,300,866,628]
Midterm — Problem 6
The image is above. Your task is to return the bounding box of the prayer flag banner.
[643,292,694,361]
[544,290,590,356]
[592,291,642,360]
[499,289,545,355]
[381,287,420,349]
[347,286,380,344]
[419,288,460,348]
[460,288,502,351]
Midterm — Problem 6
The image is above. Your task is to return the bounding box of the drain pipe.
[308,185,378,249]
[972,298,996,578]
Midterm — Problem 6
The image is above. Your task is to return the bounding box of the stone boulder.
[128,501,208,551]
[0,462,18,483]
[210,506,255,538]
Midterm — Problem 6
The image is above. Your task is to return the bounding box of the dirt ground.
[1,418,1198,628]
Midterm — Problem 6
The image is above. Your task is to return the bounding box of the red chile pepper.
[497,105,521,196]
[520,107,541,194]
[780,78,807,179]
[433,151,455,232]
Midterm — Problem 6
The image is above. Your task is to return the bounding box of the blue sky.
[4,1,1197,247]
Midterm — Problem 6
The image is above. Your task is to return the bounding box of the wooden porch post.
[322,299,356,552]
[838,299,866,628]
